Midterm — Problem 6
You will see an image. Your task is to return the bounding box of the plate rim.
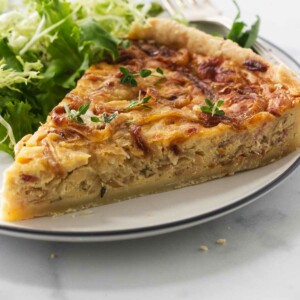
[0,38,299,241]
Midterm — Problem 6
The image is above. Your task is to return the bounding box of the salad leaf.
[240,16,260,49]
[0,96,37,156]
[0,60,42,91]
[146,3,164,17]
[3,101,35,142]
[227,0,260,49]
[0,1,8,13]
[79,19,119,62]
[0,38,23,71]
[70,0,163,37]
[0,0,163,156]
[137,2,164,18]
[0,39,42,93]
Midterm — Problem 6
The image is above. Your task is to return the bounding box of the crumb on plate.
[216,238,226,245]
[49,252,58,260]
[199,245,209,251]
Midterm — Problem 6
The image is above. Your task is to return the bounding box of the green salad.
[0,0,162,156]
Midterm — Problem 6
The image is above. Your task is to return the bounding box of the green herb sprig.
[91,112,118,123]
[64,103,118,124]
[200,99,225,117]
[119,67,166,87]
[64,103,90,124]
[125,91,152,110]
[227,0,260,49]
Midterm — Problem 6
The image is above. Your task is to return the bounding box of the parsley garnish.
[125,91,152,110]
[64,103,90,124]
[200,99,225,116]
[91,112,118,123]
[227,0,260,49]
[119,67,166,87]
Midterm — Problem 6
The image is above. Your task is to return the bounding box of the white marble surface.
[1,0,300,299]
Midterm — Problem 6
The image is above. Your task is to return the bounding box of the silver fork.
[161,0,283,66]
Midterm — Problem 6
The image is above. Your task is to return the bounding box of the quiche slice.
[2,18,300,221]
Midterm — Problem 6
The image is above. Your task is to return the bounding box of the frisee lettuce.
[0,57,43,91]
[0,0,163,156]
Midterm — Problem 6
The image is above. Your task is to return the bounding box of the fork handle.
[185,0,225,21]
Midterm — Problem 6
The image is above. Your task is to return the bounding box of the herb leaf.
[64,103,90,123]
[227,0,260,49]
[119,67,137,87]
[140,69,152,78]
[200,99,225,116]
[78,103,90,115]
[119,67,166,87]
[126,92,152,110]
[103,112,118,123]
[91,116,100,122]
[119,66,130,75]
[91,112,118,124]
[156,67,164,75]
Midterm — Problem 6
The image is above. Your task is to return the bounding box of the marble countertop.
[1,1,300,299]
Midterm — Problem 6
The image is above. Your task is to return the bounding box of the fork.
[161,0,284,66]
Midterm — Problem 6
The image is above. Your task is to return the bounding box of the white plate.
[0,38,299,242]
